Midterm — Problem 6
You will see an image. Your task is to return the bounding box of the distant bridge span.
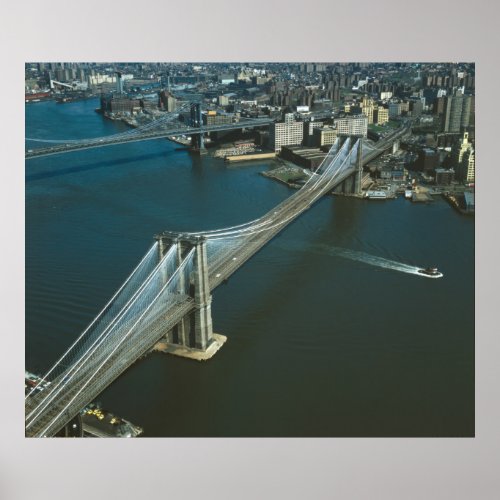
[25,112,273,159]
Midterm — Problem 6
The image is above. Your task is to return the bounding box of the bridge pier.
[154,233,226,361]
[190,134,208,155]
[354,137,363,195]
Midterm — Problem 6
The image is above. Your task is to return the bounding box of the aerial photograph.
[25,62,475,438]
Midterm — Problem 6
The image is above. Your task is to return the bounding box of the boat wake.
[311,244,431,277]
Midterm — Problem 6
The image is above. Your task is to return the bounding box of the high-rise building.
[159,90,177,112]
[218,95,229,106]
[374,107,389,125]
[461,95,472,129]
[418,148,440,173]
[400,101,410,114]
[452,132,473,165]
[269,113,304,152]
[388,102,402,118]
[334,115,368,138]
[442,94,473,132]
[76,68,86,82]
[116,72,124,94]
[452,132,475,183]
[410,100,423,116]
[434,96,446,116]
[463,149,475,183]
[361,96,375,124]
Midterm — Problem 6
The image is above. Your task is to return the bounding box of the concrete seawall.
[225,152,276,162]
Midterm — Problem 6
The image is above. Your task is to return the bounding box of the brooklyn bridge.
[25,116,409,437]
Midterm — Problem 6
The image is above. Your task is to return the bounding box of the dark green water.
[26,99,474,437]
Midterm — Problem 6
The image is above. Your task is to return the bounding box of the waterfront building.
[313,126,337,147]
[334,115,368,137]
[269,113,304,152]
[452,132,473,164]
[140,98,158,111]
[435,168,455,185]
[88,73,116,87]
[418,148,440,173]
[100,95,141,114]
[280,146,326,170]
[452,132,475,182]
[458,149,475,183]
[464,191,475,211]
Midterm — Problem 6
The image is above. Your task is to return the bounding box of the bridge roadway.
[25,118,274,159]
[25,127,409,437]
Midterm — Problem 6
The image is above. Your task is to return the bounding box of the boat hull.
[417,269,443,278]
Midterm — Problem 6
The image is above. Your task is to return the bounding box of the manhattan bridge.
[25,108,409,437]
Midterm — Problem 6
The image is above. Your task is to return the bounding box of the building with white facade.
[269,113,304,152]
[334,115,368,137]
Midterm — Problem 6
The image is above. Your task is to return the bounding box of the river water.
[25,99,474,437]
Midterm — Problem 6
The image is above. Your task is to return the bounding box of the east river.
[26,99,474,436]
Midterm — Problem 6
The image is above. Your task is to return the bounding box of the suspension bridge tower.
[190,103,207,155]
[155,232,225,360]
[332,135,364,196]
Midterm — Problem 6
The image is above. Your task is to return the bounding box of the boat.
[366,190,387,199]
[417,267,443,278]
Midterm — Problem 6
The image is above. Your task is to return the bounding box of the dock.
[225,152,276,163]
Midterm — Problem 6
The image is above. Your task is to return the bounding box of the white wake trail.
[312,244,425,277]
